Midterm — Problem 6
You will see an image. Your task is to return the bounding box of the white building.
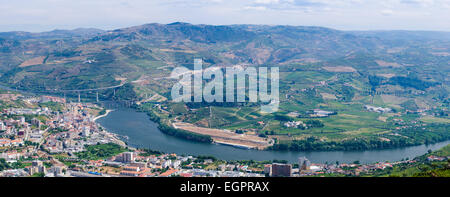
[122,152,135,163]
[284,121,304,128]
[0,122,6,131]
[364,105,392,113]
[162,160,172,168]
[82,126,91,137]
[298,157,311,171]
[172,160,181,169]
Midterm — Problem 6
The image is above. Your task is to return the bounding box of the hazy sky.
[0,0,449,32]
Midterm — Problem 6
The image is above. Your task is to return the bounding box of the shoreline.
[172,122,273,150]
[213,140,252,150]
[93,109,130,148]
[93,109,114,122]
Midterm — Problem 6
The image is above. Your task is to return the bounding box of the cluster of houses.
[427,155,449,162]
[68,150,265,177]
[284,121,305,128]
[0,113,43,145]
[25,95,66,104]
[41,104,102,154]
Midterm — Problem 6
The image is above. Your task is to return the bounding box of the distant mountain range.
[0,28,105,40]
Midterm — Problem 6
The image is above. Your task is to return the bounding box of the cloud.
[246,0,326,11]
[0,0,448,32]
[401,0,435,6]
[254,0,280,4]
[243,6,268,11]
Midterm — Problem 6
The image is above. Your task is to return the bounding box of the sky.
[0,0,449,32]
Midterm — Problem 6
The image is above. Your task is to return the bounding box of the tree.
[31,172,45,177]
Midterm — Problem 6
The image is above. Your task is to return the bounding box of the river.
[97,108,450,164]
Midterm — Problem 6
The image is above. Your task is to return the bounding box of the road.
[53,81,127,93]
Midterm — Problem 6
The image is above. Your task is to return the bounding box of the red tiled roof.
[158,169,178,177]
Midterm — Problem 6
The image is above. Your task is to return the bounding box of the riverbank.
[93,109,114,122]
[140,104,450,152]
[95,108,450,164]
[92,109,134,149]
[172,122,273,150]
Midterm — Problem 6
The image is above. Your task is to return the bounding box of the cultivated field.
[322,66,356,73]
[19,56,46,67]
